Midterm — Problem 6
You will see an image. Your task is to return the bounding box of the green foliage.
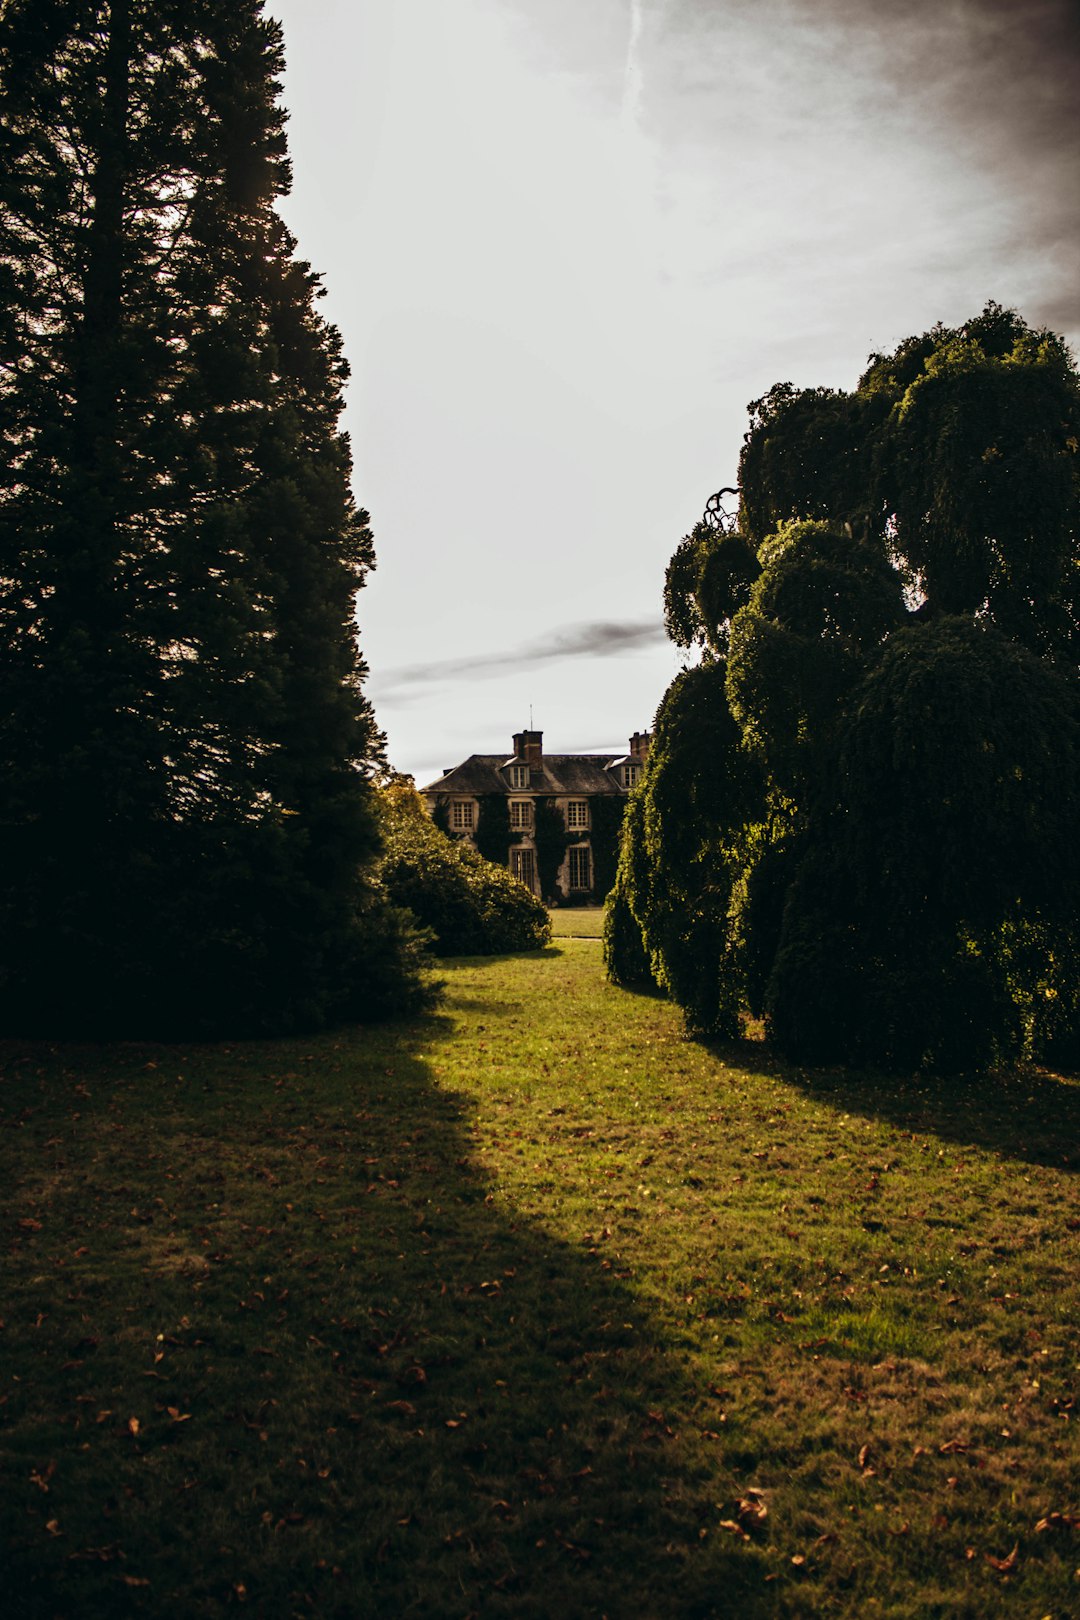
[612,664,765,1037]
[603,789,659,989]
[727,519,907,798]
[730,832,801,1019]
[884,324,1080,647]
[0,0,426,1035]
[622,304,1080,1072]
[738,385,886,547]
[431,795,452,835]
[770,619,1080,1069]
[533,797,571,902]
[663,524,760,654]
[836,618,1080,935]
[739,303,1080,653]
[588,793,626,900]
[473,793,512,864]
[378,781,550,956]
[602,874,657,989]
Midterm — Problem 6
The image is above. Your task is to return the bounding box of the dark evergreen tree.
[0,0,427,1035]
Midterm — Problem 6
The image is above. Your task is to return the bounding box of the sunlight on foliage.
[611,303,1080,1072]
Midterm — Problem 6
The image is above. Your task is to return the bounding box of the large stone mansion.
[419,728,650,900]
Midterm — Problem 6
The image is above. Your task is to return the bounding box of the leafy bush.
[378,781,550,956]
[609,665,763,1038]
[602,871,657,989]
[614,303,1080,1073]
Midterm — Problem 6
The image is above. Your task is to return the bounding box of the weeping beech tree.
[0,0,429,1035]
[608,305,1080,1072]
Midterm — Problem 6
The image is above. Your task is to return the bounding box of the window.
[511,848,536,890]
[509,799,532,830]
[566,800,589,830]
[622,763,642,789]
[567,846,592,890]
[452,799,474,831]
[508,763,530,789]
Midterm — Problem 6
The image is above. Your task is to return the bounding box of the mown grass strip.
[547,907,606,939]
[1,942,1078,1618]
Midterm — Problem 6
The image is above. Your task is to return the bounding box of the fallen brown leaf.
[984,1543,1020,1574]
[1035,1512,1079,1533]
[737,1496,768,1529]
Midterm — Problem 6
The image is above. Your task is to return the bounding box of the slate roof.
[420,754,628,797]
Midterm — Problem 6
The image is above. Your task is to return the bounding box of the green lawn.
[2,941,1078,1618]
[548,906,606,938]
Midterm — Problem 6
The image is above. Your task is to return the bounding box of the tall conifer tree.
[0,0,425,1034]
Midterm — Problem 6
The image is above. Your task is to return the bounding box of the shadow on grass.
[0,1018,769,1620]
[706,1036,1080,1172]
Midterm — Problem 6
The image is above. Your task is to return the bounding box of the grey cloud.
[497,0,1080,344]
[373,618,668,702]
[658,0,1080,336]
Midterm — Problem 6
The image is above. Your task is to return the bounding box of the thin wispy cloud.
[621,0,646,127]
[374,618,668,702]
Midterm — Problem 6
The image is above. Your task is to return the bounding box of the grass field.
[2,938,1078,1618]
[549,907,606,938]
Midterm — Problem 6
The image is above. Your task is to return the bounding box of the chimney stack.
[513,730,543,768]
[630,731,650,760]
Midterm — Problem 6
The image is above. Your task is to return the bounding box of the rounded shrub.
[377,781,550,956]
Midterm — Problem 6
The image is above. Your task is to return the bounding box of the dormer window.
[622,762,642,789]
[508,763,529,789]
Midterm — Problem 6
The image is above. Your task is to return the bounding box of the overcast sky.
[269,0,1080,787]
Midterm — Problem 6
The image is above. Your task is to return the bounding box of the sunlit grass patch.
[789,1304,929,1361]
[547,906,605,938]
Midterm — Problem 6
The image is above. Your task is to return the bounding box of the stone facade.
[419,729,650,900]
